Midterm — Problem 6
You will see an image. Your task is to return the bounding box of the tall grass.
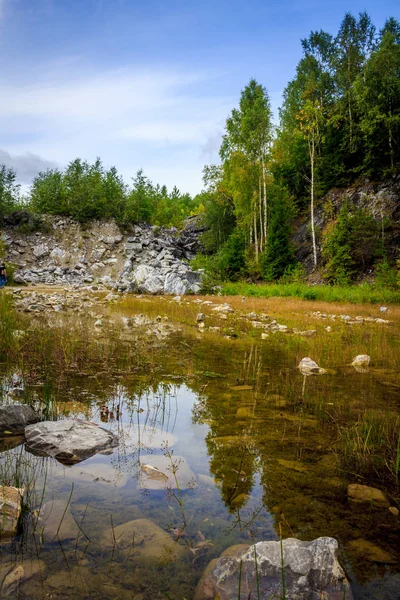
[222,282,400,305]
[340,411,400,485]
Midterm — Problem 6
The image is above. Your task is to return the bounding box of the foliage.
[29,159,195,226]
[322,204,379,284]
[261,185,296,280]
[0,165,20,218]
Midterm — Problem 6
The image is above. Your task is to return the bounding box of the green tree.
[220,79,272,261]
[355,22,400,175]
[0,165,20,218]
[262,184,296,280]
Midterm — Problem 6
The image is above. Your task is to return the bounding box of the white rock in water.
[298,357,326,375]
[351,354,371,368]
[194,537,353,600]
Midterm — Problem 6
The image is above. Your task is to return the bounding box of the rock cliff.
[294,177,400,273]
[1,215,205,295]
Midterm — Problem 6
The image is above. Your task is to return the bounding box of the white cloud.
[0,64,231,193]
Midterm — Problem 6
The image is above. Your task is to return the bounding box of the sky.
[0,0,398,195]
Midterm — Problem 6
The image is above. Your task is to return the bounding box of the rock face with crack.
[2,215,203,294]
[24,420,118,464]
[0,404,39,435]
[194,537,353,600]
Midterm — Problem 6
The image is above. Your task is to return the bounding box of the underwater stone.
[37,499,80,542]
[194,537,353,600]
[347,483,389,508]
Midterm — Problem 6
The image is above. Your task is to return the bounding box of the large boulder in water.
[24,419,118,464]
[194,537,353,600]
[0,404,39,435]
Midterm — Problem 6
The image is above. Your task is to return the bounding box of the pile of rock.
[2,215,203,295]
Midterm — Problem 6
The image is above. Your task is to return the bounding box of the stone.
[0,404,39,434]
[347,483,389,507]
[164,272,187,295]
[347,539,396,564]
[24,419,118,464]
[351,355,371,368]
[236,407,253,419]
[32,244,49,259]
[36,499,80,542]
[0,486,24,537]
[132,265,164,294]
[101,518,185,562]
[196,313,206,323]
[138,454,196,491]
[194,537,353,600]
[298,357,326,375]
[0,560,46,597]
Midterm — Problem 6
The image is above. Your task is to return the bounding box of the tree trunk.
[310,131,317,268]
[262,155,267,243]
[259,176,263,253]
[254,206,259,263]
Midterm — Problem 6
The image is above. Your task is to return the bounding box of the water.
[0,296,399,599]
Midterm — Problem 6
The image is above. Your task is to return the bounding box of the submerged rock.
[347,538,396,564]
[24,419,118,464]
[138,454,196,491]
[0,486,24,537]
[101,518,185,562]
[36,499,80,542]
[347,483,389,508]
[0,560,46,597]
[0,404,39,435]
[194,537,353,600]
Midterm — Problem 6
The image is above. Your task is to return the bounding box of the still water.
[0,298,399,599]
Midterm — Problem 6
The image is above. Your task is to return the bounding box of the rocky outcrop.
[24,420,118,464]
[293,177,400,273]
[0,404,39,434]
[1,215,203,294]
[194,537,353,600]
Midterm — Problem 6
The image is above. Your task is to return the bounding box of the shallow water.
[0,296,400,599]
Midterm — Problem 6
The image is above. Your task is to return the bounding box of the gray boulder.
[0,404,39,435]
[24,419,118,464]
[132,265,164,294]
[194,537,353,600]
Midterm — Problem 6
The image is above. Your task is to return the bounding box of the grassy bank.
[222,282,400,305]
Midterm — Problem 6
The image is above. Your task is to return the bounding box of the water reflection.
[0,332,399,598]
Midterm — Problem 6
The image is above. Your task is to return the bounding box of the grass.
[222,281,400,305]
[340,411,400,485]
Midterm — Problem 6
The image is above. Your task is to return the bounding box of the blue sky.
[0,0,398,194]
